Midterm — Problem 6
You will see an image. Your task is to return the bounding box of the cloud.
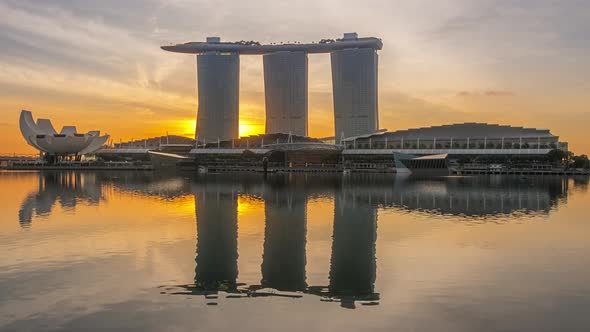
[428,1,590,52]
[0,0,589,153]
[134,108,156,117]
[0,0,193,98]
[457,90,515,98]
[378,91,471,130]
[484,90,514,97]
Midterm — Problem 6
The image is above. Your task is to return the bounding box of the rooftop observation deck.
[161,33,383,55]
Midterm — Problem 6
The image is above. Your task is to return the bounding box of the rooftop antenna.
[166,131,169,144]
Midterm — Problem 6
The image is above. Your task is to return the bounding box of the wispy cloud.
[457,90,515,98]
[484,90,514,97]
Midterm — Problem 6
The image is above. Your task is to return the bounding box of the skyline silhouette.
[1,1,589,154]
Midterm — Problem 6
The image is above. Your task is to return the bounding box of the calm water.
[1,171,589,331]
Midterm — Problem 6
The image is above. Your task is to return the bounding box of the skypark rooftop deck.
[161,34,383,54]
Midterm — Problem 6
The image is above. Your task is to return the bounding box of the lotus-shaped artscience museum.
[19,110,109,155]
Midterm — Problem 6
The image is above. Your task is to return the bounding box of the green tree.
[573,155,589,168]
[546,149,568,163]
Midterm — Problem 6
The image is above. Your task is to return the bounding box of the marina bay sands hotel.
[161,33,382,142]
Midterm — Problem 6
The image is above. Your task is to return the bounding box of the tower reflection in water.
[172,174,574,308]
[259,179,307,292]
[326,191,378,308]
[194,186,239,292]
[175,175,380,307]
[16,172,579,307]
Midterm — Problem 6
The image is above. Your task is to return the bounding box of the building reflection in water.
[15,172,579,307]
[194,187,239,292]
[326,192,378,308]
[172,174,380,307]
[330,174,571,218]
[18,171,103,227]
[386,176,569,218]
[259,177,307,292]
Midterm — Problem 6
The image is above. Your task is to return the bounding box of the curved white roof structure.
[19,110,109,155]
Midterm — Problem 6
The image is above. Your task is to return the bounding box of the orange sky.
[0,1,589,154]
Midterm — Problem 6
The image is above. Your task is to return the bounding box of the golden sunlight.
[161,119,196,139]
[237,195,264,216]
[181,119,196,137]
[239,120,264,137]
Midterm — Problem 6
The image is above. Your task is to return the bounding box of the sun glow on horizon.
[179,119,196,138]
[239,120,264,137]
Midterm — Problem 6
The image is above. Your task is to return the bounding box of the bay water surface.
[1,171,589,331]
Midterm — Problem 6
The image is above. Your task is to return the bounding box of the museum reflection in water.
[18,172,104,227]
[17,172,583,308]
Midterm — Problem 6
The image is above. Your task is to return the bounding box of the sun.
[180,119,263,139]
[239,120,264,137]
[181,119,196,137]
[168,119,196,138]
